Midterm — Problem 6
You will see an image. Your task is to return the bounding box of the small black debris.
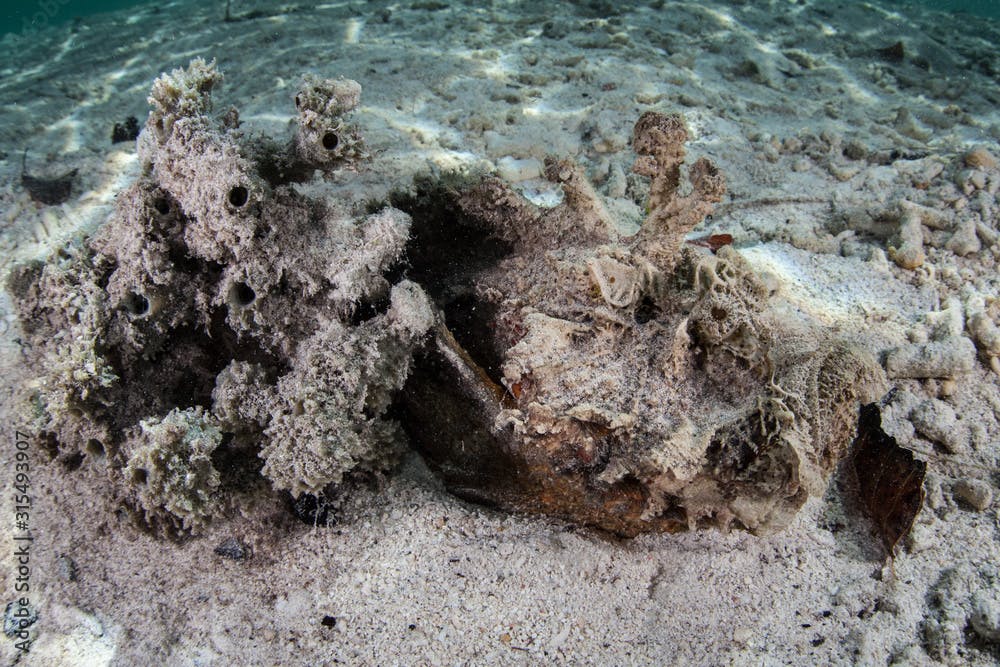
[57,553,79,582]
[876,41,905,63]
[321,615,337,628]
[111,116,139,144]
[214,537,252,561]
[111,116,140,144]
[21,150,76,206]
[292,493,333,526]
[3,601,37,637]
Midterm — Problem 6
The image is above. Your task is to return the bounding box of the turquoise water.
[2,0,999,37]
[2,0,153,36]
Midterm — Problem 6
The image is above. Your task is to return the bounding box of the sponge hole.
[228,185,249,207]
[228,282,256,307]
[152,197,171,215]
[124,292,149,317]
[85,439,105,458]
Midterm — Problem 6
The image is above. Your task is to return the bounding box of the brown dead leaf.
[852,403,927,559]
[686,233,734,252]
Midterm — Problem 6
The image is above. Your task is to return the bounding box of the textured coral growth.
[398,112,885,536]
[8,60,432,534]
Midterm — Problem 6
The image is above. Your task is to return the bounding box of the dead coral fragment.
[884,337,977,379]
[401,112,885,536]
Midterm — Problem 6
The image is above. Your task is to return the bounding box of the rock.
[946,218,981,256]
[964,147,998,170]
[952,479,993,511]
[591,110,629,153]
[884,337,977,379]
[906,521,936,553]
[894,108,931,141]
[843,139,868,161]
[3,601,37,638]
[783,137,803,153]
[910,399,966,454]
[214,538,253,561]
[497,156,542,182]
[924,298,965,340]
[970,593,1000,643]
[967,311,1000,357]
[957,169,989,194]
[888,205,926,269]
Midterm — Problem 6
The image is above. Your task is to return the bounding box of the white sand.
[1,1,999,665]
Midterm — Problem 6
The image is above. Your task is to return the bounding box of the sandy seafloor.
[0,0,999,665]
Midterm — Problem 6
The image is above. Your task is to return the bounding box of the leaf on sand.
[852,402,927,559]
